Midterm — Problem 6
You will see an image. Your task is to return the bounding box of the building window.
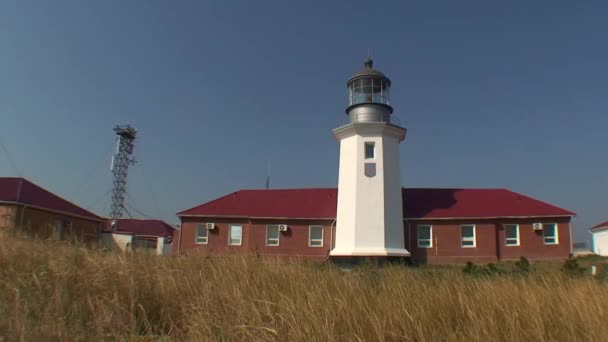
[364,142,375,159]
[417,225,432,248]
[133,237,157,250]
[505,224,519,246]
[309,225,323,247]
[228,224,243,246]
[53,219,71,240]
[543,223,558,245]
[195,224,208,244]
[461,224,476,248]
[266,225,280,246]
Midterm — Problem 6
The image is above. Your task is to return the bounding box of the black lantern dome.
[346,58,392,114]
[346,58,394,121]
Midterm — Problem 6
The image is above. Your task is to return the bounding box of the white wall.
[331,123,409,257]
[103,232,134,251]
[593,229,608,256]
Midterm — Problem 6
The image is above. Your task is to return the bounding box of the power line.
[85,187,113,212]
[0,136,23,176]
[68,140,117,200]
[125,201,155,220]
[133,134,163,219]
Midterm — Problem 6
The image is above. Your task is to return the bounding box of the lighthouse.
[330,58,410,260]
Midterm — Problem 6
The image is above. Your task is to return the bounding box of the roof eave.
[178,214,336,221]
[0,200,106,222]
[405,214,575,220]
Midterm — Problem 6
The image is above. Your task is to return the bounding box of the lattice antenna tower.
[109,124,137,230]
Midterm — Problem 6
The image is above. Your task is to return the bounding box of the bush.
[463,261,480,275]
[562,254,586,277]
[462,262,502,276]
[514,256,530,273]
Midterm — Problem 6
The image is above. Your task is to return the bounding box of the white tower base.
[330,122,410,258]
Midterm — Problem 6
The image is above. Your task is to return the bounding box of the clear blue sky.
[0,1,606,243]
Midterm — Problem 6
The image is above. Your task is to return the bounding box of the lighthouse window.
[364,142,375,159]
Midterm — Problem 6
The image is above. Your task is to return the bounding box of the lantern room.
[347,58,391,107]
[345,58,395,124]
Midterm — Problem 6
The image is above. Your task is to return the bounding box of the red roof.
[104,219,175,237]
[403,188,574,219]
[178,188,574,219]
[591,221,608,231]
[0,177,103,221]
[178,188,337,219]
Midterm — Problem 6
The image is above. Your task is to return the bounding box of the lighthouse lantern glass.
[349,78,390,106]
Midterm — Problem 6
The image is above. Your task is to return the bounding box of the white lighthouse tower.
[330,58,410,260]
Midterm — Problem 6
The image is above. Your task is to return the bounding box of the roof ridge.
[238,187,336,191]
[176,190,241,216]
[16,178,24,202]
[20,178,104,220]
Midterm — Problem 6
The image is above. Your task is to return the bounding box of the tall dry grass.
[1,234,607,341]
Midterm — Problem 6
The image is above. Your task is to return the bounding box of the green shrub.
[514,256,530,273]
[562,254,586,277]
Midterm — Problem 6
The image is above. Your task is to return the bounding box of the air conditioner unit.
[206,222,216,230]
[532,223,543,230]
[278,224,288,232]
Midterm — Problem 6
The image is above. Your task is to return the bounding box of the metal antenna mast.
[109,124,137,230]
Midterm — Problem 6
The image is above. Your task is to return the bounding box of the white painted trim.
[333,122,407,141]
[405,215,574,220]
[265,224,280,246]
[569,222,573,254]
[308,225,324,247]
[177,214,335,220]
[228,224,243,246]
[416,224,433,248]
[329,247,410,256]
[591,226,608,233]
[504,224,520,247]
[460,224,476,248]
[543,223,559,245]
[194,223,208,244]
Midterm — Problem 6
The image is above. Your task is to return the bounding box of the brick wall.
[174,217,334,260]
[406,217,572,264]
[12,205,102,244]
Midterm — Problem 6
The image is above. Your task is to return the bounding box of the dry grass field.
[1,234,607,341]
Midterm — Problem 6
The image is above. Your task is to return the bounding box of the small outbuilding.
[0,177,104,243]
[591,221,608,256]
[102,218,175,255]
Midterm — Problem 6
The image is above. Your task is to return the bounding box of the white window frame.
[461,224,476,248]
[416,225,433,248]
[195,223,208,244]
[504,224,520,247]
[265,225,280,246]
[543,223,559,245]
[308,225,324,247]
[228,224,243,246]
[364,142,375,160]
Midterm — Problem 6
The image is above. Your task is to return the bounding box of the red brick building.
[0,177,104,243]
[174,59,575,264]
[174,188,574,264]
[101,218,175,255]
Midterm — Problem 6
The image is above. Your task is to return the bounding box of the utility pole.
[109,124,137,230]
